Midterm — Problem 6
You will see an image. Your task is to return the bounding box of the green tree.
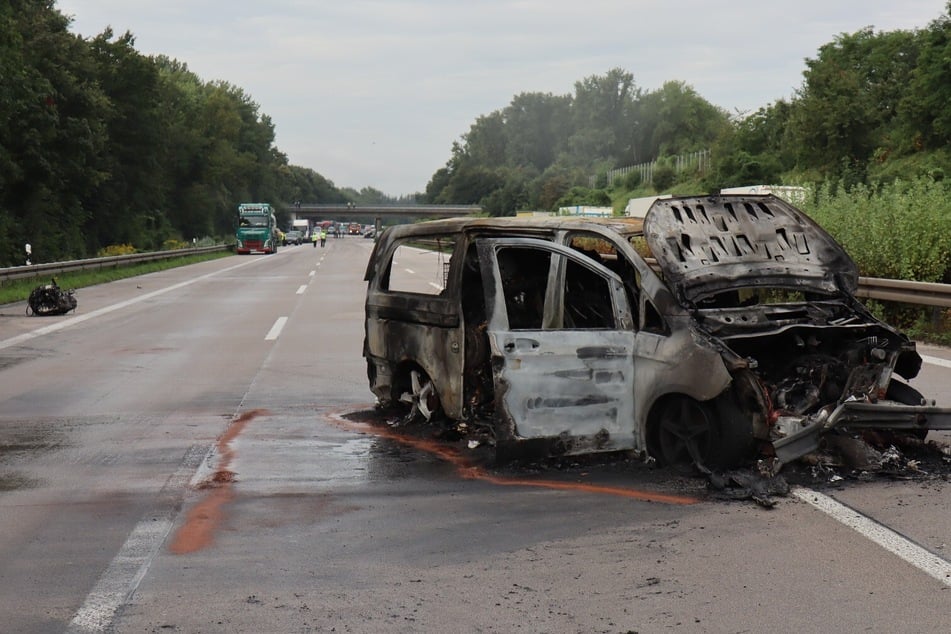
[83,29,169,250]
[339,186,392,205]
[535,168,577,211]
[898,7,951,152]
[435,164,504,204]
[459,111,508,166]
[705,102,792,189]
[0,0,110,265]
[787,27,920,177]
[566,68,640,165]
[481,170,529,216]
[157,68,287,241]
[728,101,795,168]
[503,92,571,170]
[635,80,730,160]
[0,3,351,264]
[422,167,452,204]
[280,164,348,205]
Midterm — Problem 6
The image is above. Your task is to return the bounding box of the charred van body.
[363,194,951,471]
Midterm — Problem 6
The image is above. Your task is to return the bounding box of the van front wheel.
[653,397,715,472]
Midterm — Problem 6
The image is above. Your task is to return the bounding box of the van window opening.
[384,236,457,295]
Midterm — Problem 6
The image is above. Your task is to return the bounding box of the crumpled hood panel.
[643,194,858,304]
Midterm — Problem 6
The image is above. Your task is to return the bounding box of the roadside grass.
[904,312,951,347]
[0,251,233,306]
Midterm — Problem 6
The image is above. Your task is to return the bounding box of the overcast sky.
[58,1,948,197]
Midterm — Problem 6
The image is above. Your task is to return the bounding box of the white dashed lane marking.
[264,316,288,341]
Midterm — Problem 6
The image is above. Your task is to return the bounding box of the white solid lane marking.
[793,487,951,587]
[309,270,316,277]
[921,354,951,370]
[264,316,288,340]
[0,256,265,351]
[296,285,307,295]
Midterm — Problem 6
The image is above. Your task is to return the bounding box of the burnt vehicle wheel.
[651,393,755,472]
[654,397,716,471]
[398,369,442,423]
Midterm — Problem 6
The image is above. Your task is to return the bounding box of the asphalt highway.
[0,237,949,633]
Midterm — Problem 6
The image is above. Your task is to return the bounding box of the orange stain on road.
[330,410,698,506]
[170,407,696,556]
[168,409,267,555]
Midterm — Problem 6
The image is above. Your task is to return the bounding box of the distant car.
[284,230,303,245]
[363,227,376,239]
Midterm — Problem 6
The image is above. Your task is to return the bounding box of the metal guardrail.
[292,203,481,217]
[635,255,951,310]
[857,276,951,309]
[0,245,229,283]
[2,247,949,311]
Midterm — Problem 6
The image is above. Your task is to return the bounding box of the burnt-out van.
[363,195,951,470]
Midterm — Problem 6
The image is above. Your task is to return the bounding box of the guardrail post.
[932,306,943,329]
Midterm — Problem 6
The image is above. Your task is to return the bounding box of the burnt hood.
[643,194,859,305]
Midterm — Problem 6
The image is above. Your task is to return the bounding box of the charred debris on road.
[366,405,951,508]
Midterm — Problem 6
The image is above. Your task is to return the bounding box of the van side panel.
[364,238,466,419]
[364,309,465,419]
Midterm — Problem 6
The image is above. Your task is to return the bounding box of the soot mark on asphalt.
[0,472,39,491]
[330,408,699,506]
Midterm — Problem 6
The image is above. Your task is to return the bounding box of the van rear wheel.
[398,369,441,423]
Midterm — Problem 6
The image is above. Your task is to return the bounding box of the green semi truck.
[235,203,280,254]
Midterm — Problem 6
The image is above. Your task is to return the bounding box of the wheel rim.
[657,398,713,469]
[399,370,440,422]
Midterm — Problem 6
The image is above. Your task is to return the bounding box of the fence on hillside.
[595,149,712,187]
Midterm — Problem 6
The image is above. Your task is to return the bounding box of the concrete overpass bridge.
[286,203,482,228]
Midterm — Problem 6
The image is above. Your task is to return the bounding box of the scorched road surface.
[0,237,949,633]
